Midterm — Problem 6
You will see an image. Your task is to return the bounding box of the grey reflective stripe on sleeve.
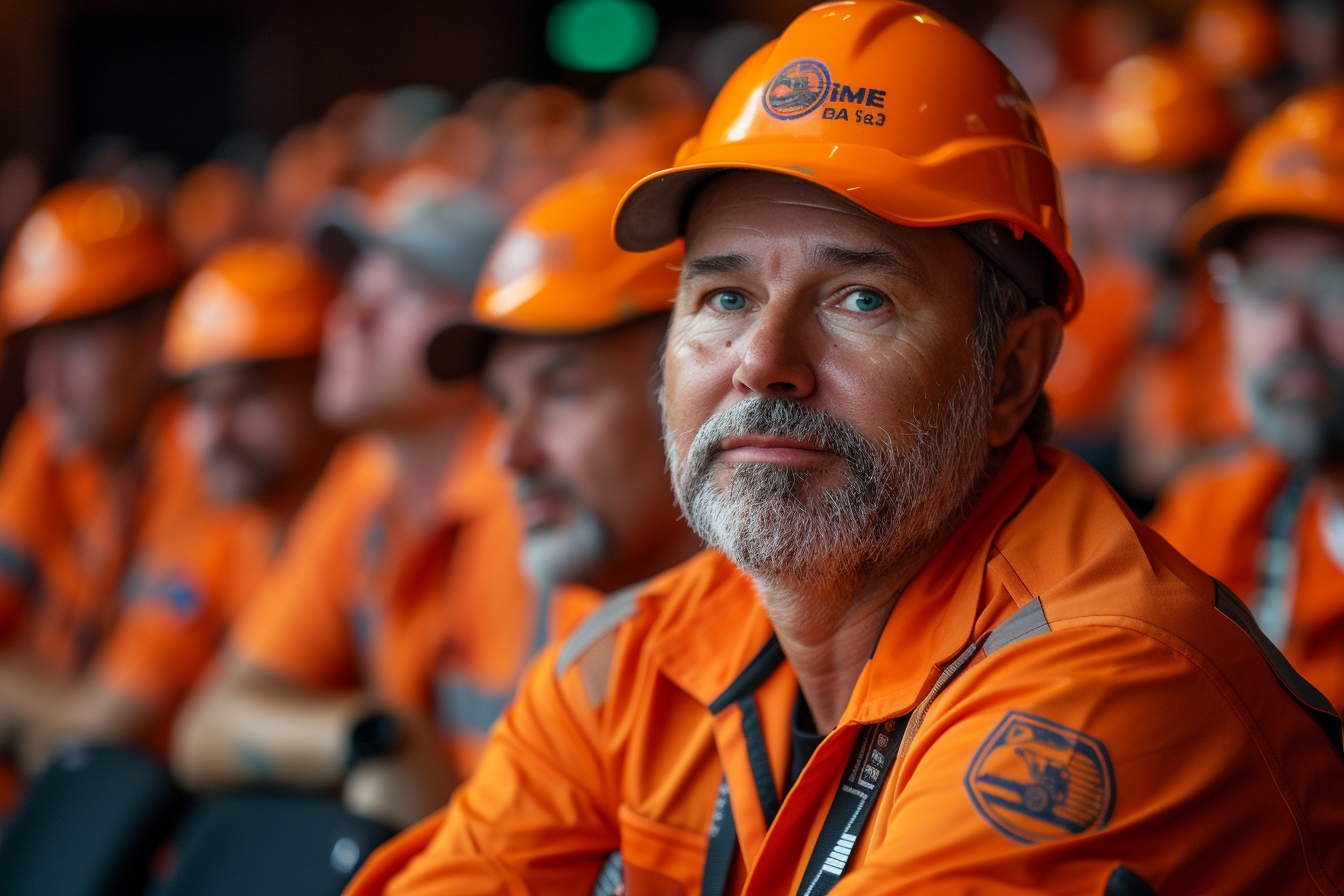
[1214,581,1338,722]
[555,582,644,678]
[433,679,515,735]
[0,540,39,596]
[983,597,1051,656]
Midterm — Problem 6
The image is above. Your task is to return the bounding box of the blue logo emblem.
[763,59,831,120]
[965,711,1115,844]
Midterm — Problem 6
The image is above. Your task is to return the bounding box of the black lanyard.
[701,634,911,896]
[702,634,787,896]
[1254,465,1312,646]
[795,716,908,896]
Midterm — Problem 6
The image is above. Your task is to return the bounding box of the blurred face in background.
[25,302,165,460]
[1217,222,1344,465]
[184,358,334,506]
[485,316,678,593]
[315,248,478,431]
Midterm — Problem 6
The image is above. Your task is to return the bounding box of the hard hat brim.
[614,147,1082,320]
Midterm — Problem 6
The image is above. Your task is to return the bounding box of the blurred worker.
[433,166,703,604]
[171,168,531,830]
[1151,86,1344,713]
[348,5,1344,895]
[0,238,339,772]
[352,166,705,874]
[0,180,182,776]
[1043,47,1240,505]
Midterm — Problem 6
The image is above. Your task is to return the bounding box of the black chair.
[0,745,187,896]
[147,791,394,896]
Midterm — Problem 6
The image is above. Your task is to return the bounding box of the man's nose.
[500,412,546,476]
[1280,292,1324,351]
[731,302,816,398]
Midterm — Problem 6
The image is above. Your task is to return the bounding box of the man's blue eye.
[841,289,886,312]
[711,291,747,311]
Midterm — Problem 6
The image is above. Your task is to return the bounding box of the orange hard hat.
[1180,85,1344,253]
[1183,0,1281,84]
[162,237,336,378]
[166,160,261,267]
[1,180,179,331]
[426,167,681,381]
[614,0,1084,320]
[1093,47,1239,169]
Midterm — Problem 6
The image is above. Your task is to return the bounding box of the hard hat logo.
[763,59,831,120]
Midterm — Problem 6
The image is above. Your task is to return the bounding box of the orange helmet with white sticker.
[614,0,1083,319]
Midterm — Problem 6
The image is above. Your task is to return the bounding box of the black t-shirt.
[787,689,829,795]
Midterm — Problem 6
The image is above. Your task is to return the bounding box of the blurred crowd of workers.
[0,0,1338,891]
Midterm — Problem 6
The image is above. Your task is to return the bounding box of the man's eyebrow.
[532,351,583,382]
[809,245,918,277]
[682,254,754,279]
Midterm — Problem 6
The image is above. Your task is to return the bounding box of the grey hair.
[970,253,1054,443]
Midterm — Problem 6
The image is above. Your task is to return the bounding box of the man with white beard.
[1151,86,1344,714]
[344,4,1344,895]
[424,165,703,632]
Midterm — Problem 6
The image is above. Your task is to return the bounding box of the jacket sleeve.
[831,624,1328,896]
[349,640,621,896]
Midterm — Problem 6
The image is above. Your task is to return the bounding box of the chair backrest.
[0,746,187,896]
[147,791,394,896]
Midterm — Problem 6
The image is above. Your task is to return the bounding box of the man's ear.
[988,306,1063,447]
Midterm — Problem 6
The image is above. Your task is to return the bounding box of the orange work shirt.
[1150,444,1344,712]
[230,408,542,776]
[93,483,291,713]
[0,398,208,678]
[1045,251,1155,434]
[348,438,1344,896]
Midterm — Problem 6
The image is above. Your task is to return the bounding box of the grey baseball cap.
[308,171,507,296]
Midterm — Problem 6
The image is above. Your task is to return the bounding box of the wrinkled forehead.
[683,171,901,254]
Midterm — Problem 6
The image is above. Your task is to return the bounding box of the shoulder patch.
[965,710,1115,844]
[555,582,642,679]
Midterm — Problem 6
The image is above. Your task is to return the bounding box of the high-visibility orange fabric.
[1045,252,1155,432]
[1126,277,1245,458]
[229,408,541,776]
[1150,445,1344,712]
[0,398,207,679]
[348,437,1344,896]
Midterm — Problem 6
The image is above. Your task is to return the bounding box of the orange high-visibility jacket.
[229,407,561,776]
[348,437,1344,896]
[0,399,212,679]
[1151,444,1344,714]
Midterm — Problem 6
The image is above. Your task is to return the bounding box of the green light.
[547,0,658,72]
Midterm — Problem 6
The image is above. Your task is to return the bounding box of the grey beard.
[665,372,994,601]
[1248,352,1344,465]
[516,477,612,591]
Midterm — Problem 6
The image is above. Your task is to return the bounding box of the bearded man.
[1151,86,1344,714]
[345,4,1344,895]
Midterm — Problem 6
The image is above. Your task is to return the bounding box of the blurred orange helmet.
[1,180,179,331]
[614,0,1084,320]
[1093,47,1239,169]
[1180,85,1344,253]
[426,167,682,381]
[162,237,336,378]
[166,161,261,267]
[1183,0,1281,84]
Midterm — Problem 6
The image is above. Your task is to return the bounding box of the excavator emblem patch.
[965,711,1115,843]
